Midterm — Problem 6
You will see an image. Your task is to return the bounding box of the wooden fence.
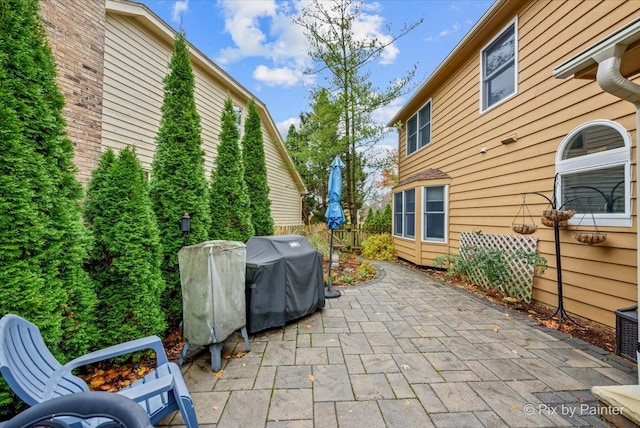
[274,224,389,251]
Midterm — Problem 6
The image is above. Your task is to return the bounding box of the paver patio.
[161,260,637,427]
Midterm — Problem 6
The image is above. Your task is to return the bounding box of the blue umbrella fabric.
[325,156,346,229]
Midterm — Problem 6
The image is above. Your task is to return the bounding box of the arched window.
[556,120,632,227]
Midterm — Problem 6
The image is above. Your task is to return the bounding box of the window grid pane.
[482,23,515,109]
[424,186,445,241]
[407,115,418,154]
[404,189,415,238]
[393,193,403,236]
[561,165,625,214]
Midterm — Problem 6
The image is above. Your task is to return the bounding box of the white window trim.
[422,185,448,244]
[556,119,632,227]
[479,17,518,114]
[406,99,432,157]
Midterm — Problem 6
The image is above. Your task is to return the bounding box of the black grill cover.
[245,235,325,333]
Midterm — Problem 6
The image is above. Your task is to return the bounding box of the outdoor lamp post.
[180,213,191,247]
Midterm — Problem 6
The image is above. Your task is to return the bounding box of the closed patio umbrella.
[325,156,345,298]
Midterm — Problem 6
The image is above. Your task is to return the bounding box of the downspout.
[593,44,640,380]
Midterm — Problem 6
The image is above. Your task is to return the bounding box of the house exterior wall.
[40,0,303,226]
[40,0,105,184]
[103,11,304,226]
[392,0,640,326]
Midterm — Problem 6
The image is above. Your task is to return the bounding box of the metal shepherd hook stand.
[325,156,346,299]
[522,175,581,329]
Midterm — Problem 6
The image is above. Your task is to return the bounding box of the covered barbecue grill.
[245,235,325,334]
[178,240,250,371]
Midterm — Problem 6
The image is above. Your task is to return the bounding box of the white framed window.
[423,185,447,242]
[406,100,432,155]
[556,120,632,227]
[480,19,517,112]
[393,189,415,239]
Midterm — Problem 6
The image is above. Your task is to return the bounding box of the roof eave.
[387,0,508,126]
[553,16,640,79]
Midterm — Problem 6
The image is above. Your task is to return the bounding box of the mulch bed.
[404,263,618,356]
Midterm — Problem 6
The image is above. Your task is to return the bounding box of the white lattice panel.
[459,232,538,303]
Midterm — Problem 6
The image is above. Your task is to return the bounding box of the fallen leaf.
[215,370,224,378]
[511,404,518,410]
[305,324,312,329]
[400,364,410,370]
[223,354,231,360]
[235,352,246,358]
[308,374,316,382]
[90,377,105,388]
[493,327,500,333]
[213,406,219,411]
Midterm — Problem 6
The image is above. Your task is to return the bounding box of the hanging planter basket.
[512,195,537,235]
[511,223,537,235]
[540,217,568,228]
[542,209,575,222]
[574,231,607,245]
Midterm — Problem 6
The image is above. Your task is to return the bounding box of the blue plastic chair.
[0,391,153,428]
[0,314,198,428]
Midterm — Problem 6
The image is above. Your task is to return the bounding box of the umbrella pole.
[325,228,341,298]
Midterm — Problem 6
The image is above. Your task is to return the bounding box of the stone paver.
[163,261,637,427]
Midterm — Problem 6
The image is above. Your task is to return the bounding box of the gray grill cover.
[179,241,246,346]
[245,235,325,333]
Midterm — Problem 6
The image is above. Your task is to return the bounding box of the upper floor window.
[481,20,517,112]
[393,189,415,239]
[556,120,631,227]
[406,100,431,155]
[423,185,447,242]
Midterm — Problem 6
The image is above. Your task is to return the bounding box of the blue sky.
[138,0,494,142]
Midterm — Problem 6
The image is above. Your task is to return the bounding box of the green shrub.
[434,246,547,303]
[85,148,166,349]
[356,261,376,280]
[433,252,471,281]
[361,233,396,260]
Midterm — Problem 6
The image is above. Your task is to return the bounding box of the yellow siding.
[104,13,302,226]
[393,0,640,326]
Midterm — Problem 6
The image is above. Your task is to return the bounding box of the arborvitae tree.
[85,148,166,347]
[382,203,392,232]
[210,97,254,241]
[0,0,97,359]
[372,210,383,229]
[150,32,210,321]
[0,64,58,416]
[242,99,274,236]
[363,207,374,230]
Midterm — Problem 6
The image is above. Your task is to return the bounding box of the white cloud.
[439,22,460,37]
[214,0,401,73]
[277,117,300,137]
[172,0,188,23]
[372,97,403,126]
[253,64,312,87]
